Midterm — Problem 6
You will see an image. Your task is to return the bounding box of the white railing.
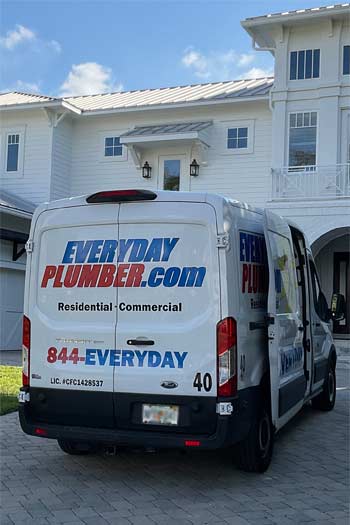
[271,163,350,201]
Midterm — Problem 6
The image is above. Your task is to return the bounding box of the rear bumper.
[19,386,260,450]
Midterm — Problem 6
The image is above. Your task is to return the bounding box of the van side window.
[309,259,329,322]
[270,233,297,314]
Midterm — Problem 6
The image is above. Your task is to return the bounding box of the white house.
[0,3,349,350]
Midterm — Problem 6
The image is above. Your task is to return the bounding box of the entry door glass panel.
[159,155,186,191]
[164,159,180,191]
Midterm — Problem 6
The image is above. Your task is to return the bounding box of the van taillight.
[217,317,237,397]
[22,315,30,386]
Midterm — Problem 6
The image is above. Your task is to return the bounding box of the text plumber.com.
[40,237,206,289]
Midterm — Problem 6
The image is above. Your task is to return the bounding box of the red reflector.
[22,316,30,387]
[86,189,157,204]
[185,440,201,447]
[35,428,48,436]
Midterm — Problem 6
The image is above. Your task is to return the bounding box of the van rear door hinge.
[25,240,34,253]
[217,234,229,249]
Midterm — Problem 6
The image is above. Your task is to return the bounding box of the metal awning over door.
[120,121,212,168]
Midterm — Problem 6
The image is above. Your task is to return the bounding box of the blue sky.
[1,0,326,97]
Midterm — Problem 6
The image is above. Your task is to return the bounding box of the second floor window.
[289,112,317,168]
[227,127,248,149]
[104,136,122,157]
[343,45,350,75]
[6,134,20,172]
[290,49,320,80]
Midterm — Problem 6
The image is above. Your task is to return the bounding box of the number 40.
[193,372,212,392]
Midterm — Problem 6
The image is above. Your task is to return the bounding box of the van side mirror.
[330,293,346,321]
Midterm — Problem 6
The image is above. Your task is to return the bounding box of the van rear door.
[28,204,119,428]
[114,200,220,432]
[263,210,306,430]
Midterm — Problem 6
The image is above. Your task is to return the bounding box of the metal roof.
[122,121,212,138]
[0,78,273,114]
[0,189,35,218]
[64,78,273,112]
[243,3,349,23]
[0,91,57,107]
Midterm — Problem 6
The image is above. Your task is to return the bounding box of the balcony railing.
[271,163,350,201]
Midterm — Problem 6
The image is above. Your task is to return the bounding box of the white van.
[19,189,345,472]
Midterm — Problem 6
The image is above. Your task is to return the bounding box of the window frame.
[287,111,318,169]
[221,119,255,155]
[289,49,320,80]
[1,127,25,178]
[99,131,127,162]
[343,45,350,76]
[227,126,249,150]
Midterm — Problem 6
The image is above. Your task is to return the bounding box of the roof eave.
[241,6,349,30]
[0,205,33,220]
[0,99,81,114]
[78,93,271,116]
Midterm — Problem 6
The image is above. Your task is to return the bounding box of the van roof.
[42,190,264,215]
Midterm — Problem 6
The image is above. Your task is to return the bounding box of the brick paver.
[1,367,349,524]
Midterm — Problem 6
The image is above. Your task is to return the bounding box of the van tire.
[57,439,97,455]
[311,364,336,411]
[235,405,274,473]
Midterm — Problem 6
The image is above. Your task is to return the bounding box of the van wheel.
[235,406,274,473]
[57,439,97,455]
[311,364,336,411]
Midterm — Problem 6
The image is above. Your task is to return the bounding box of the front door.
[263,210,306,430]
[333,252,350,335]
[158,155,187,191]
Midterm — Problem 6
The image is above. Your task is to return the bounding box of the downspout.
[250,38,275,111]
[250,37,276,198]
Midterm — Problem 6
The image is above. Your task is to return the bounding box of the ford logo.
[161,381,178,389]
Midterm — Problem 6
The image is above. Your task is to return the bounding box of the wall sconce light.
[190,159,199,177]
[142,161,152,179]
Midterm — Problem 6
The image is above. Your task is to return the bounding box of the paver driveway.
[1,367,349,525]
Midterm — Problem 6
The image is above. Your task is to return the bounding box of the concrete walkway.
[1,367,349,525]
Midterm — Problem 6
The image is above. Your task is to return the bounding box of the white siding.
[0,110,52,205]
[70,102,272,207]
[271,17,350,170]
[267,200,350,246]
[50,117,73,200]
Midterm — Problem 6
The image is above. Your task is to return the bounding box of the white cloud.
[1,80,41,93]
[15,80,41,92]
[237,53,255,67]
[238,67,274,79]
[59,62,123,97]
[181,47,272,81]
[0,25,61,54]
[1,24,36,50]
[48,40,62,54]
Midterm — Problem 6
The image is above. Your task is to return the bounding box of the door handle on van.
[127,339,155,346]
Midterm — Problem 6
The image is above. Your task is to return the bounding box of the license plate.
[142,404,179,426]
